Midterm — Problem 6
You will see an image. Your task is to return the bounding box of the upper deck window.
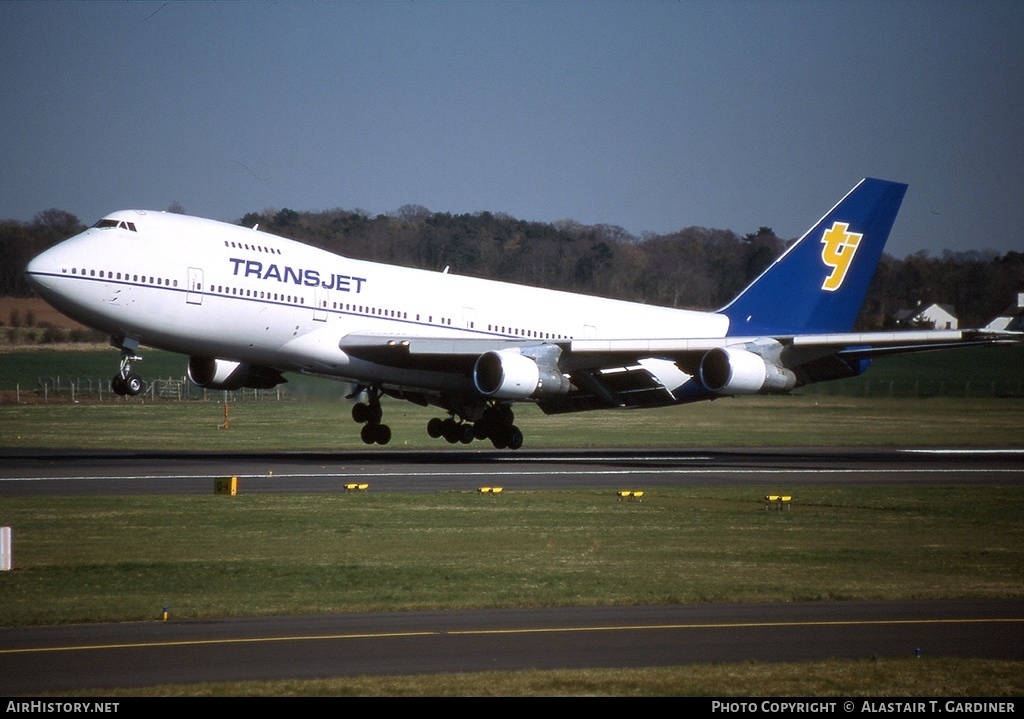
[93,219,137,232]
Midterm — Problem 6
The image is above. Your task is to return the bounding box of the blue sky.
[2,1,1021,257]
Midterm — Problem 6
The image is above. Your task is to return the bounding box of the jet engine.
[187,356,286,391]
[698,347,796,395]
[473,348,570,400]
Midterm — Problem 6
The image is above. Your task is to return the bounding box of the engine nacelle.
[187,357,286,391]
[698,347,796,395]
[473,349,570,400]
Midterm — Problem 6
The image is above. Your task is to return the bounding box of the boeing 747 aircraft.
[23,178,1020,448]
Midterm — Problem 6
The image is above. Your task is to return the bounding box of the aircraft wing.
[341,328,1020,369]
[569,328,1022,366]
[339,328,1021,413]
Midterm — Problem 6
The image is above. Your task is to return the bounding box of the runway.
[1,446,1022,495]
[0,447,1021,693]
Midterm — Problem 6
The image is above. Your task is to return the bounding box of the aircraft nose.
[23,241,77,300]
[24,245,59,292]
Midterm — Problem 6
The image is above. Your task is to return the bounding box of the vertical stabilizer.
[720,178,907,336]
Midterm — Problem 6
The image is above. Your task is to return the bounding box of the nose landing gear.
[111,340,144,397]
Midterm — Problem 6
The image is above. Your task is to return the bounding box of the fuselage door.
[187,267,204,305]
[314,286,328,322]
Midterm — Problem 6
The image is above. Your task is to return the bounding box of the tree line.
[2,206,1020,329]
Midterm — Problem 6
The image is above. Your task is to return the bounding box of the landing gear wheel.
[427,417,444,439]
[472,421,490,440]
[124,373,144,396]
[506,426,523,450]
[111,373,143,396]
[360,422,392,445]
[352,402,383,425]
[441,418,459,443]
[490,427,508,449]
[490,424,523,450]
[360,423,376,444]
[352,402,370,424]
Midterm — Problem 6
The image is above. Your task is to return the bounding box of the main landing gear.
[111,340,144,397]
[427,405,523,450]
[350,389,523,450]
[351,387,392,445]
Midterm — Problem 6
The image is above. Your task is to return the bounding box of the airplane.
[23,178,1021,449]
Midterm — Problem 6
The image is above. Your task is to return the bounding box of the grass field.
[3,487,1022,626]
[68,659,1024,697]
[1,394,1023,450]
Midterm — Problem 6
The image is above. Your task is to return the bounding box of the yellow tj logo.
[820,221,862,291]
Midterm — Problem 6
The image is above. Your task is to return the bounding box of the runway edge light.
[763,495,792,510]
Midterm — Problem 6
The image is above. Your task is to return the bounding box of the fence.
[11,374,1023,404]
[14,376,290,403]
[798,377,1024,399]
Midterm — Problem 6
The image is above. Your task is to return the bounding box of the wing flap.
[341,332,557,356]
[569,329,1016,353]
[541,364,684,414]
[339,333,553,373]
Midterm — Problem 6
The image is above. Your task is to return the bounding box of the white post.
[1,527,11,571]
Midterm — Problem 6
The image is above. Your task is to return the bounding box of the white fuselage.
[25,210,729,393]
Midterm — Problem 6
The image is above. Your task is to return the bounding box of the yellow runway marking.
[450,618,1024,635]
[2,617,1020,655]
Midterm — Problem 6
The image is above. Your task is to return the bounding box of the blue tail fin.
[720,178,908,336]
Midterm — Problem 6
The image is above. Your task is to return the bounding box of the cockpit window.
[93,219,137,232]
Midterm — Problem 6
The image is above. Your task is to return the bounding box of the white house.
[895,302,959,330]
